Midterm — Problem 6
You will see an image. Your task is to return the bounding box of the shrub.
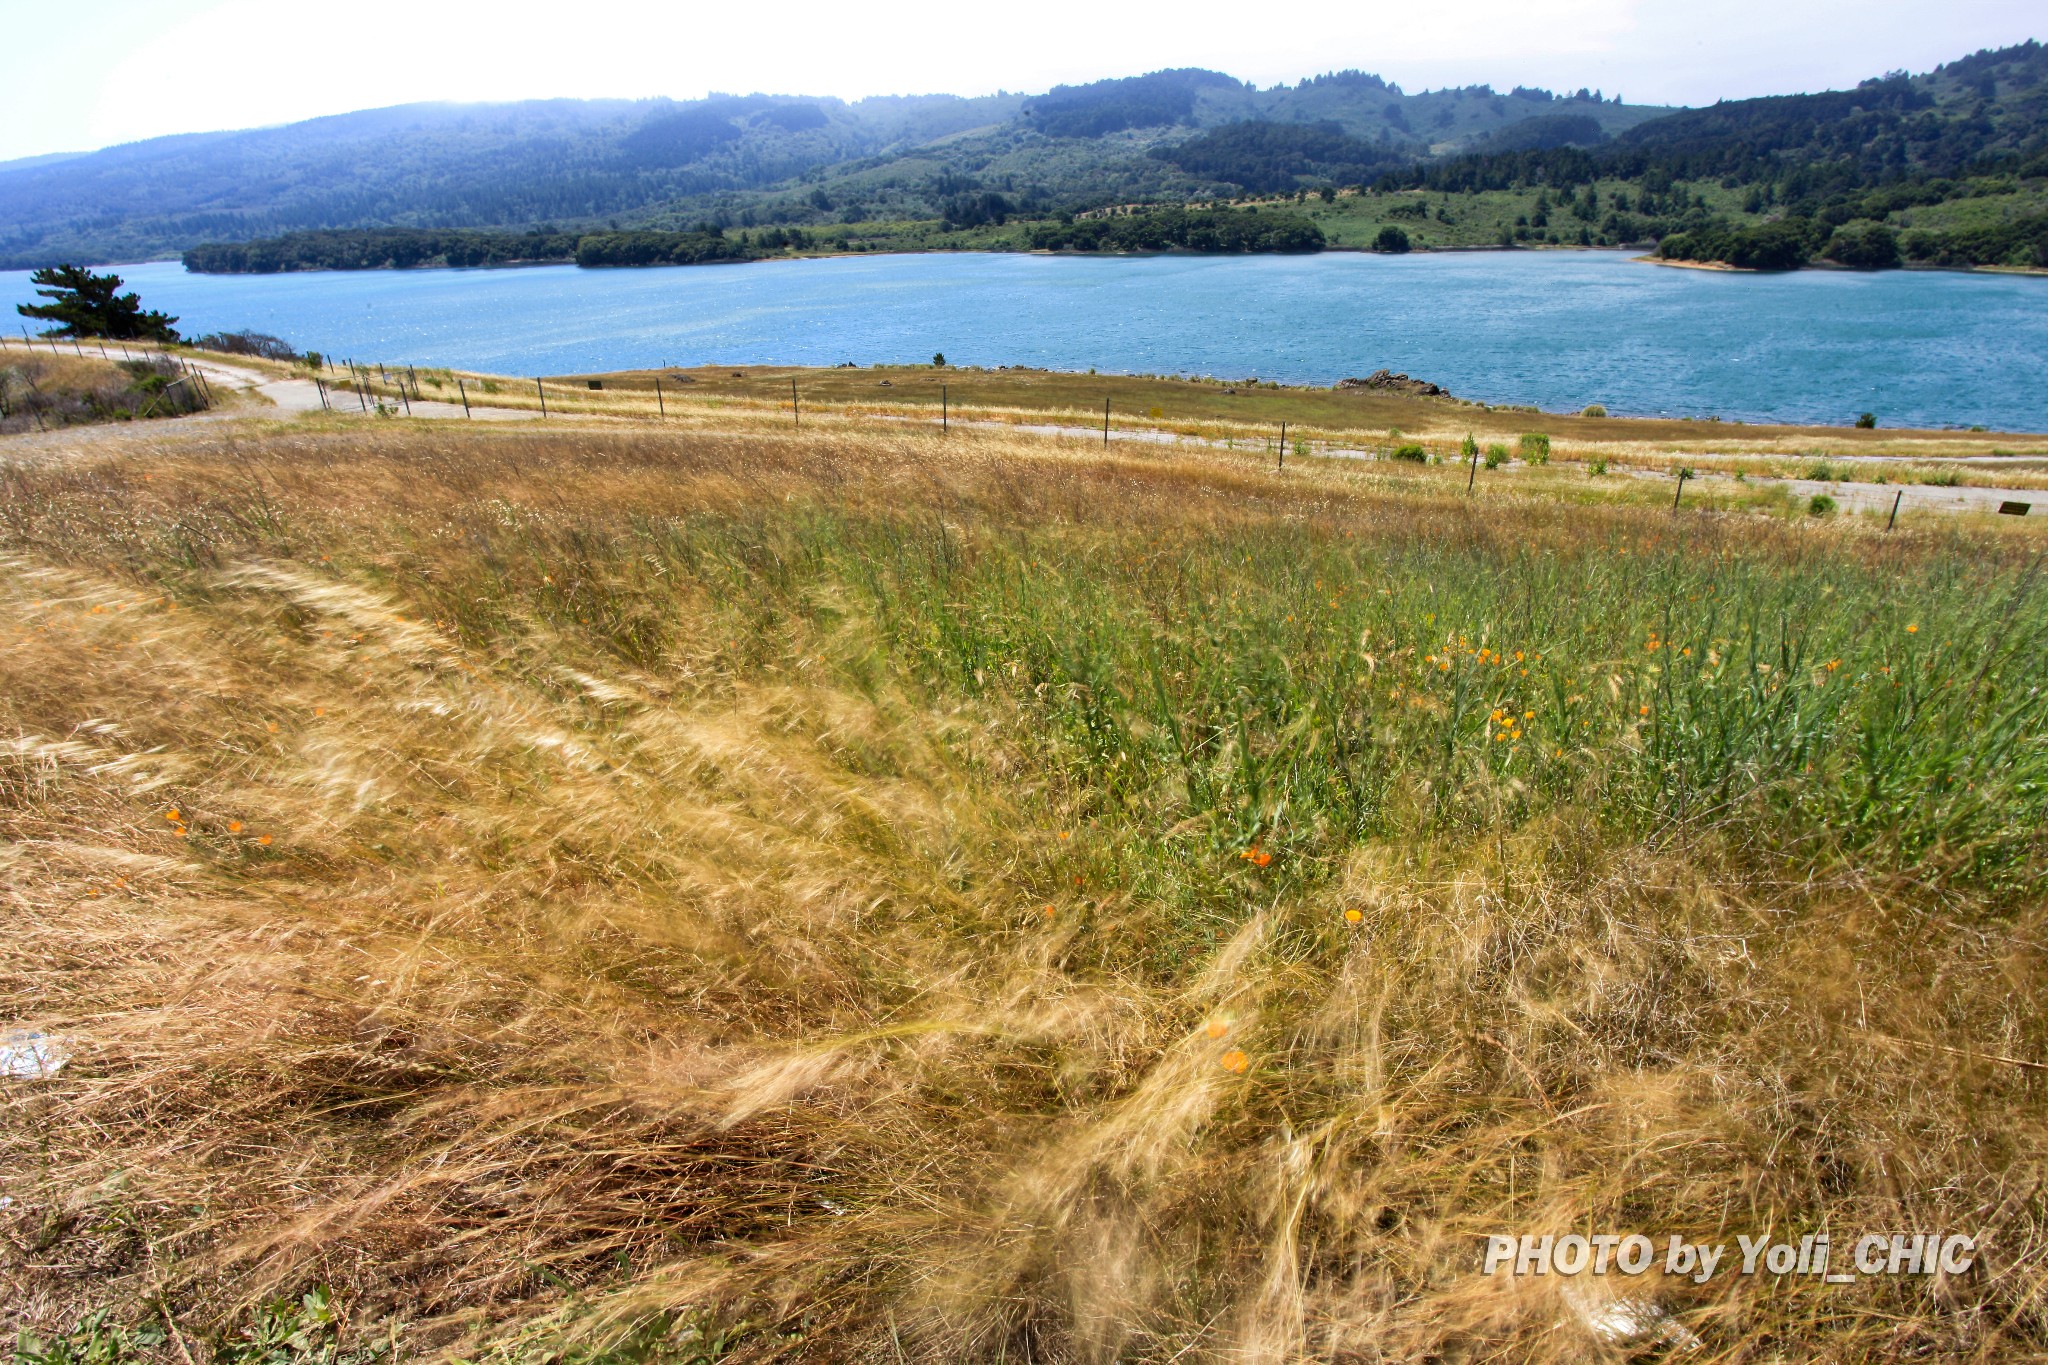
[1518,432,1551,463]
[1588,457,1609,476]
[1855,412,1877,429]
[1824,222,1902,270]
[1808,493,1839,516]
[1581,404,1607,418]
[1484,443,1509,469]
[1372,225,1412,254]
[192,330,299,361]
[1392,443,1428,462]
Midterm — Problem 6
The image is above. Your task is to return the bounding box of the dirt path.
[4,342,2041,522]
[0,339,538,423]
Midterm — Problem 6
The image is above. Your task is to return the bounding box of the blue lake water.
[5,251,2045,430]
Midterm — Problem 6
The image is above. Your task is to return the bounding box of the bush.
[1518,432,1551,463]
[1588,457,1609,476]
[192,330,299,361]
[1657,218,1820,271]
[1808,493,1839,516]
[1824,222,1902,270]
[1581,404,1607,418]
[1392,443,1428,463]
[1372,225,1412,254]
[1855,412,1877,429]
[1484,443,1509,469]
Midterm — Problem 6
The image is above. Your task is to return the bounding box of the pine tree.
[17,265,179,341]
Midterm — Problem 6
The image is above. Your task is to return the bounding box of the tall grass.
[2,421,2045,1361]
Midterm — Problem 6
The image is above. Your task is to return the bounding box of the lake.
[5,250,2045,430]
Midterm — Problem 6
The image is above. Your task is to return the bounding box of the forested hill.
[1367,42,2048,269]
[0,72,1664,269]
[6,43,2043,272]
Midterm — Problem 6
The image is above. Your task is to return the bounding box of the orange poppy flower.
[1220,1050,1249,1073]
[1343,908,1364,924]
[1206,1020,1229,1038]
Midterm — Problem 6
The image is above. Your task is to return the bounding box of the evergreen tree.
[17,265,179,341]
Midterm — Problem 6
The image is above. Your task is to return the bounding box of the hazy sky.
[2,0,2039,163]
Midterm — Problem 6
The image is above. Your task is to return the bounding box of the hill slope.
[0,72,1665,268]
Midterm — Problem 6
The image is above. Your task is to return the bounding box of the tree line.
[1026,206,1324,254]
[184,229,584,273]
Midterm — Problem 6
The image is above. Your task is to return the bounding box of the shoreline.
[145,241,2048,280]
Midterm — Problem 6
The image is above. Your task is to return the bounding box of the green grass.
[6,421,2047,1360]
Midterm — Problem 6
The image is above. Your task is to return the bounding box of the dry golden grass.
[1,419,2044,1363]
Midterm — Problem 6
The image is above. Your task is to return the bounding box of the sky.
[1,0,2040,164]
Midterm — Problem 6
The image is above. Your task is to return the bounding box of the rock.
[1335,370,1449,397]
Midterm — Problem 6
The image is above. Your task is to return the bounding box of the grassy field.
[3,399,2046,1362]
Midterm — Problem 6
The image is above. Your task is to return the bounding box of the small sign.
[1998,500,2031,516]
[587,379,603,390]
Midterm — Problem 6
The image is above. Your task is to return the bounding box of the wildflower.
[1524,710,1534,719]
[1042,905,1055,917]
[165,808,180,822]
[1639,705,1650,716]
[1057,831,1070,840]
[1907,623,1919,634]
[1206,1020,1229,1038]
[1343,908,1364,924]
[228,821,243,834]
[257,835,272,846]
[1220,1049,1249,1073]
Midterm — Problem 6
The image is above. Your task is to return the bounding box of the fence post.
[457,378,471,418]
[1278,421,1287,471]
[791,377,800,428]
[655,377,664,418]
[1103,398,1110,446]
[536,378,547,418]
[942,383,947,434]
[1672,469,1690,511]
[1886,488,1903,531]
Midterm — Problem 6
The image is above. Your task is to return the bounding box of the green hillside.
[0,71,1668,269]
[10,43,2045,273]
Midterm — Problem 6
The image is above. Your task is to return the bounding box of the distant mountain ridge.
[0,70,1664,268]
[2,43,2042,271]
